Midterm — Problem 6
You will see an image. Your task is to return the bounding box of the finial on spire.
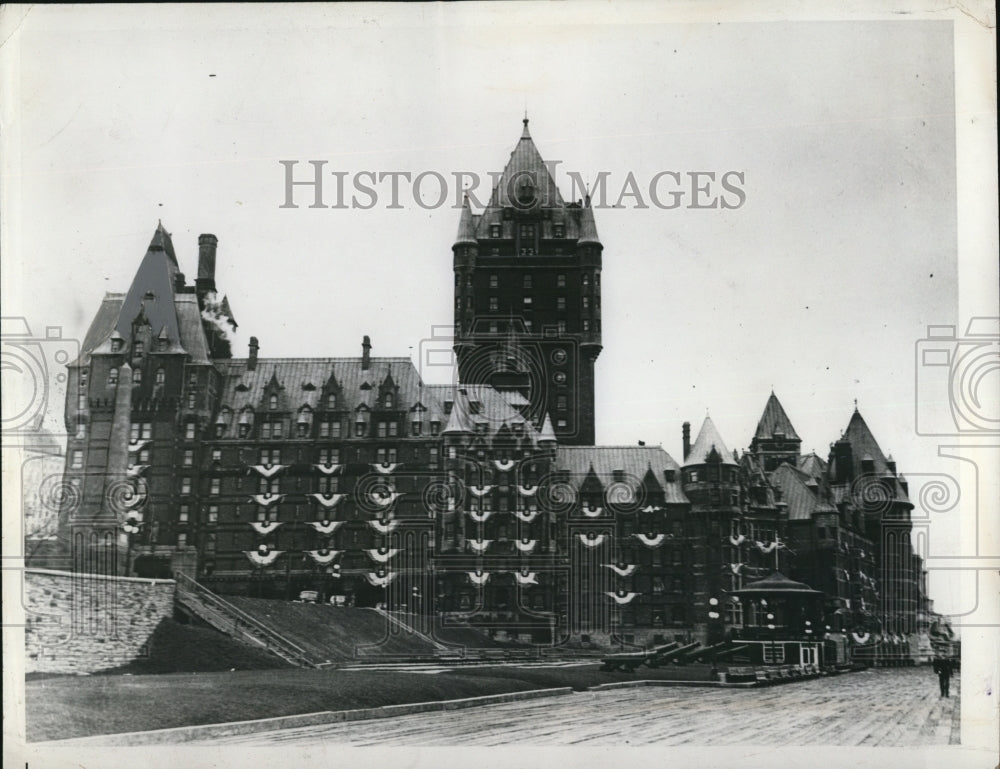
[521,112,531,139]
[853,398,859,412]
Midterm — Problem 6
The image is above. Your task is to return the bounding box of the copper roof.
[555,445,688,504]
[684,415,737,467]
[753,392,801,441]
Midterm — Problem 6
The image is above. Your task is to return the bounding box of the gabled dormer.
[320,370,342,412]
[260,370,286,413]
[377,370,400,411]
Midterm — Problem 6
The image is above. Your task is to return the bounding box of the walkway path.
[194,667,960,746]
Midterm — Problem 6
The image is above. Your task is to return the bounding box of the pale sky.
[3,3,996,620]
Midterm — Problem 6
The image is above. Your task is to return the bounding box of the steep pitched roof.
[829,409,910,504]
[684,416,737,467]
[488,118,564,210]
[753,392,800,442]
[555,446,688,505]
[797,452,827,479]
[771,463,838,521]
[454,195,479,247]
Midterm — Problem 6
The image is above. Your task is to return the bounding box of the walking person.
[932,656,954,698]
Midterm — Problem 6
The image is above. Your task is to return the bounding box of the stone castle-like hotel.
[48,119,936,661]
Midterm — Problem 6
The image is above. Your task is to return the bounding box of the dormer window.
[383,393,394,408]
[444,400,453,415]
[268,394,278,411]
[490,225,500,239]
[111,339,123,353]
[430,420,441,436]
[108,367,119,386]
[327,394,337,409]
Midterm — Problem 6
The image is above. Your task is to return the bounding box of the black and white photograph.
[2,3,997,768]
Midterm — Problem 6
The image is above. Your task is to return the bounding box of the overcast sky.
[3,3,996,619]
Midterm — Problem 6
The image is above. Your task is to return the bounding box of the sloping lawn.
[27,662,715,742]
[99,618,293,674]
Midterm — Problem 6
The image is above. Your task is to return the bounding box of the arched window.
[108,367,119,386]
[132,368,142,384]
[269,394,278,411]
[327,393,337,409]
[384,393,393,408]
[155,368,165,385]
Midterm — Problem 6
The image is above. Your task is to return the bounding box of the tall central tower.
[452,118,603,445]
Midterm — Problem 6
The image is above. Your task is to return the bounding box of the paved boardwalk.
[196,667,960,746]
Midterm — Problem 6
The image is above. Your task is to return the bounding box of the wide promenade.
[196,666,960,746]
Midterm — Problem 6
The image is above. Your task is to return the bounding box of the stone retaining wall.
[25,568,175,674]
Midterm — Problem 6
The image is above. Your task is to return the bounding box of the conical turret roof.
[684,415,737,466]
[754,391,800,441]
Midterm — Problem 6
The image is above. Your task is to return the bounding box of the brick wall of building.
[24,568,175,674]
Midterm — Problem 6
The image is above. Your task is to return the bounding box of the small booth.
[729,572,827,671]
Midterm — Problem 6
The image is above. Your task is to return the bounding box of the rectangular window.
[185,423,196,440]
[183,449,193,466]
[448,446,457,459]
[556,395,568,410]
[583,320,590,332]
[489,274,498,288]
[557,274,566,288]
[489,297,498,311]
[388,421,398,437]
[187,392,197,409]
[212,449,222,462]
[210,478,221,495]
[181,477,192,495]
[582,297,590,309]
[71,450,83,469]
[207,505,218,524]
[138,448,150,464]
[763,645,786,664]
[271,421,282,439]
[318,476,339,494]
[557,297,566,310]
[319,421,330,438]
[554,225,564,238]
[177,533,187,548]
[557,320,566,334]
[411,421,421,436]
[523,275,532,289]
[331,421,342,437]
[178,505,189,523]
[430,421,440,436]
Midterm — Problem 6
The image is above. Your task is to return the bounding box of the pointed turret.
[454,194,478,248]
[683,415,737,467]
[537,412,557,447]
[750,392,802,471]
[577,203,602,247]
[488,117,564,210]
[442,395,474,435]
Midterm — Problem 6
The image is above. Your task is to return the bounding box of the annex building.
[42,120,937,660]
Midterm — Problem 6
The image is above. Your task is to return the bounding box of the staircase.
[174,573,323,668]
[372,608,453,654]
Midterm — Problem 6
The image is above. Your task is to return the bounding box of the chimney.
[196,234,218,301]
[248,336,259,371]
[362,335,371,370]
[682,421,691,461]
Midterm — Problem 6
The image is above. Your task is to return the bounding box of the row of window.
[95,368,202,389]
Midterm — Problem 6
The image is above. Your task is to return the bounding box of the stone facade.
[24,568,175,674]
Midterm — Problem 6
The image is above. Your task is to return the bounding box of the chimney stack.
[682,421,691,461]
[248,336,259,371]
[362,335,371,370]
[196,234,218,298]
